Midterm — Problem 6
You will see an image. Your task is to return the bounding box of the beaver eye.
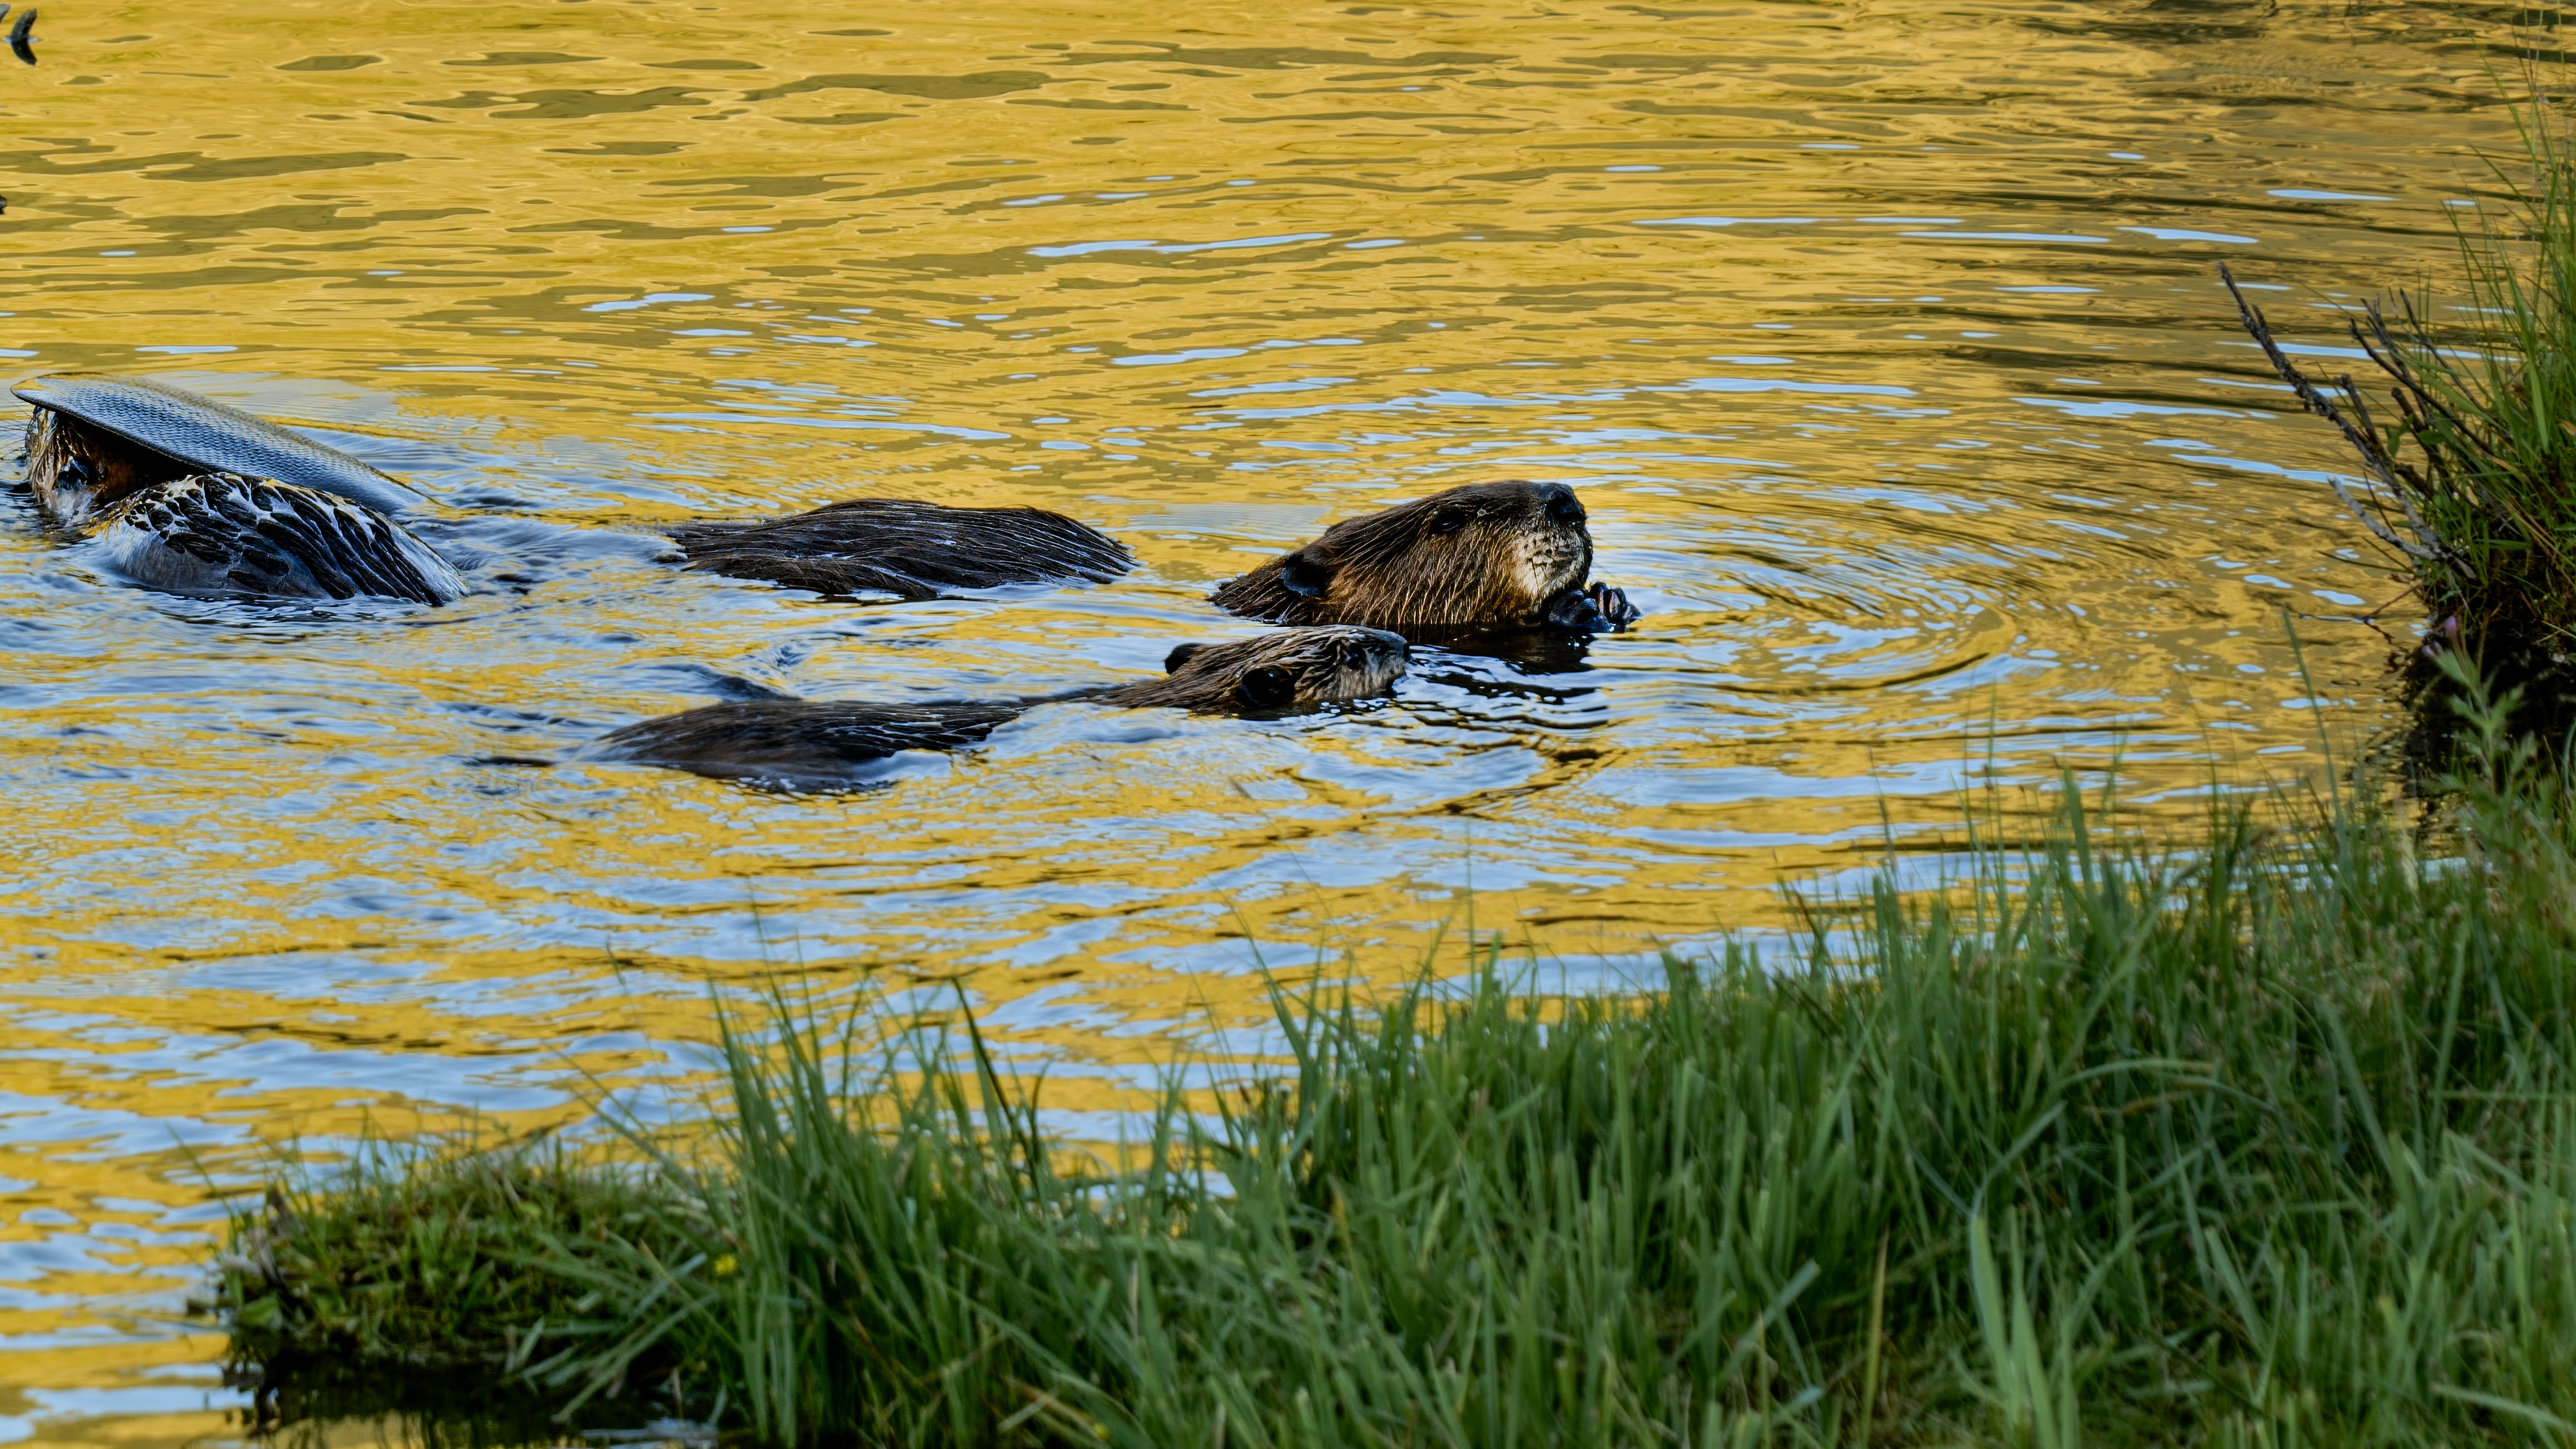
[1429,507,1466,535]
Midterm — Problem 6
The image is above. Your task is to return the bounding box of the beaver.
[668,496,1134,600]
[584,625,1409,787]
[14,373,1130,608]
[1208,479,1637,635]
[15,374,464,605]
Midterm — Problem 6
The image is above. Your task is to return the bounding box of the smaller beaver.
[585,625,1408,787]
[1209,479,1637,635]
[670,497,1133,600]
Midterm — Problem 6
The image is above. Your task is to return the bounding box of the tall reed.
[217,681,2576,1445]
[2226,98,2576,654]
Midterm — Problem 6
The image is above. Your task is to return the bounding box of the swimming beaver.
[1209,479,1638,635]
[15,374,464,605]
[15,374,1124,608]
[585,625,1408,787]
[670,497,1133,600]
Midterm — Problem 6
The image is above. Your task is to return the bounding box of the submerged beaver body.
[588,626,1408,787]
[1209,479,1637,635]
[671,497,1133,600]
[84,472,464,603]
[15,374,462,605]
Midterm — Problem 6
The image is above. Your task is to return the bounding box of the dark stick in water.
[8,7,35,66]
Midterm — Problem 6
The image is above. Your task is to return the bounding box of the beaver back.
[671,498,1133,600]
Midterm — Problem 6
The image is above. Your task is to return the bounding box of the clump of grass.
[210,1129,693,1418]
[213,681,2576,1445]
[2225,97,2576,659]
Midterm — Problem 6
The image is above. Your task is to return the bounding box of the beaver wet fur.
[83,472,464,604]
[1209,479,1637,634]
[670,497,1134,600]
[587,625,1408,786]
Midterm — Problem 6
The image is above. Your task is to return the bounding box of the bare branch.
[2219,262,2447,563]
[2335,375,2446,560]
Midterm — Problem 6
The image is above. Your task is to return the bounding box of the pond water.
[0,0,2536,1436]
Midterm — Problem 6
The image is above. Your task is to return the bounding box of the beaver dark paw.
[1587,581,1640,630]
[1542,581,1640,633]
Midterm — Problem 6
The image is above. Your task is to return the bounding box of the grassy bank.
[209,686,2576,1446]
[2225,99,2576,659]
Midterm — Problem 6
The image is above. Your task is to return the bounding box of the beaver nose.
[1542,483,1586,525]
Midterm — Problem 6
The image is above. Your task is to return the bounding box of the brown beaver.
[15,376,463,605]
[1208,479,1637,634]
[583,625,1408,787]
[669,497,1134,600]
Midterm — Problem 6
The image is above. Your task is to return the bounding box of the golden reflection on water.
[0,0,2540,1432]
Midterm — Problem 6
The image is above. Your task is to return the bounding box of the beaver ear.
[1164,643,1205,674]
[1276,547,1333,599]
[1237,665,1297,710]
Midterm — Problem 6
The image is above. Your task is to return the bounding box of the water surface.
[0,0,2531,1436]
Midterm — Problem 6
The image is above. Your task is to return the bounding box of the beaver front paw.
[1587,581,1639,630]
[1541,581,1640,632]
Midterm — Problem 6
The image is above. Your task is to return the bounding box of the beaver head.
[1207,479,1606,633]
[1100,625,1409,713]
[22,408,191,526]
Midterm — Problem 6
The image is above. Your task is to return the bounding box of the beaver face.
[23,408,191,526]
[1103,626,1410,713]
[1208,479,1597,632]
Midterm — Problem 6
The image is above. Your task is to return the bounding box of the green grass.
[2225,98,2576,657]
[208,1128,690,1390]
[211,682,2576,1446]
